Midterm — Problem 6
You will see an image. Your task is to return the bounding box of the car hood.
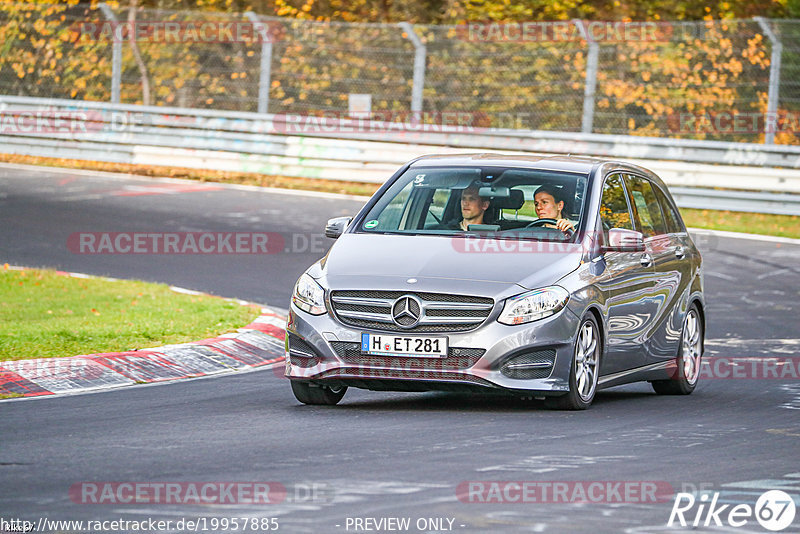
[311,233,583,298]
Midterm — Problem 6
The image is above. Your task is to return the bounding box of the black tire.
[290,381,347,405]
[652,304,702,395]
[546,315,601,410]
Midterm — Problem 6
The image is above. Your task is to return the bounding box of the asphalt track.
[1,164,799,534]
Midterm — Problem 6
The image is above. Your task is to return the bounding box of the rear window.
[599,174,634,242]
[653,185,685,234]
[626,175,667,237]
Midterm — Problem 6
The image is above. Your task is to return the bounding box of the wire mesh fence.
[96,5,264,110]
[266,19,417,114]
[0,3,113,101]
[0,2,798,144]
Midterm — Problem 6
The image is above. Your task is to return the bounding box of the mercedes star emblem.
[391,295,422,328]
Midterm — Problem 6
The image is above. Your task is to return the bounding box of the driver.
[533,185,576,233]
[444,183,491,230]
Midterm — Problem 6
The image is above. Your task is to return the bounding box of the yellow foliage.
[0,3,792,143]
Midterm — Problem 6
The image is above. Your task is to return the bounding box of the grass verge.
[0,267,261,361]
[1,153,798,239]
[679,208,800,239]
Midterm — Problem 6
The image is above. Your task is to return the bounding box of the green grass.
[0,268,261,361]
[679,208,800,239]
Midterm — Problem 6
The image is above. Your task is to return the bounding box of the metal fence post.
[755,17,782,145]
[398,22,426,114]
[98,3,121,104]
[246,11,273,114]
[573,20,598,134]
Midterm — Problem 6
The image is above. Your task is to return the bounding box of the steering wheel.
[525,218,574,236]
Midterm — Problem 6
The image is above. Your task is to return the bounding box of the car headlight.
[498,286,569,325]
[292,273,326,315]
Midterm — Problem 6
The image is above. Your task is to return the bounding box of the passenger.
[445,184,491,230]
[533,185,576,233]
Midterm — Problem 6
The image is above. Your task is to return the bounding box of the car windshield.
[358,166,590,241]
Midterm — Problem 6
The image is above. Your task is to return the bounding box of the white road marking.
[780,384,800,410]
[705,271,737,281]
[476,455,633,474]
[757,268,792,280]
[705,338,800,347]
[689,227,800,246]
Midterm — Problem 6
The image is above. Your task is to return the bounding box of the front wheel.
[546,315,601,410]
[290,381,347,405]
[651,304,702,395]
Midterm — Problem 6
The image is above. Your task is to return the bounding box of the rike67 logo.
[668,490,796,531]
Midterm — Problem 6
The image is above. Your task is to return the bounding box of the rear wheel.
[290,381,347,405]
[652,304,702,395]
[546,315,600,410]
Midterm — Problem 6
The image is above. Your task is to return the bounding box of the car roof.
[408,153,658,180]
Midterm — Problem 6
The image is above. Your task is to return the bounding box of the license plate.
[361,333,448,358]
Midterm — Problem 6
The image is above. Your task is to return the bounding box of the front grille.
[425,308,487,318]
[287,334,320,368]
[500,349,556,380]
[330,342,484,370]
[334,303,388,314]
[330,290,494,333]
[334,290,490,303]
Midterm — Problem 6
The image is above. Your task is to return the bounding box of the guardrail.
[670,188,800,216]
[1,95,799,215]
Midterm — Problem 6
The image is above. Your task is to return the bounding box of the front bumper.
[284,302,581,395]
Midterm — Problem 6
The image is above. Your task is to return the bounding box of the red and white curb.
[0,268,287,399]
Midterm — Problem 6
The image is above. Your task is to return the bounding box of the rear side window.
[599,174,634,241]
[625,175,667,237]
[653,185,685,234]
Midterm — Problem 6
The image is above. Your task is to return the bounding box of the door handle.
[640,253,653,267]
[675,246,686,259]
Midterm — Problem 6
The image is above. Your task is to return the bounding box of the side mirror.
[325,216,353,239]
[602,228,645,252]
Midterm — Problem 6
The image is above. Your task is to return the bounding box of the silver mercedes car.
[285,155,705,409]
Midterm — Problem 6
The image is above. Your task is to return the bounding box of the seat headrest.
[491,189,525,210]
